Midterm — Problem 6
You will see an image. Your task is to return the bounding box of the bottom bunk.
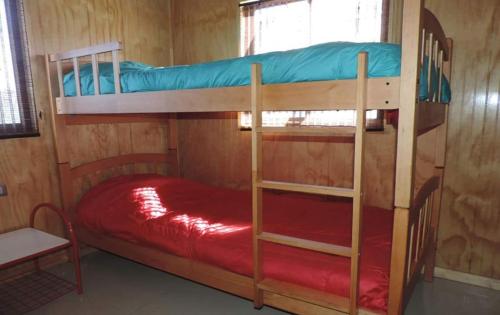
[75,174,393,314]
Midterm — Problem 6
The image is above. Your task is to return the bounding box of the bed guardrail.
[404,176,440,301]
[49,41,123,100]
[420,9,449,103]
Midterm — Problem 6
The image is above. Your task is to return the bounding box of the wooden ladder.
[251,52,367,315]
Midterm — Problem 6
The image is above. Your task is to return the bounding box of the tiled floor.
[25,251,499,315]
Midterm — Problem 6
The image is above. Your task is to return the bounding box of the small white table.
[0,228,69,267]
[0,203,82,294]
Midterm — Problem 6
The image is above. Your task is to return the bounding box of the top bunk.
[47,8,451,117]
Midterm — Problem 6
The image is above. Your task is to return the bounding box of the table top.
[0,228,69,267]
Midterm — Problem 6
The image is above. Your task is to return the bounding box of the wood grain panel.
[177,113,396,209]
[172,0,239,64]
[426,0,500,279]
[173,0,396,210]
[0,0,172,260]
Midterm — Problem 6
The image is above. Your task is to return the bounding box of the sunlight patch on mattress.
[172,214,249,235]
[132,187,169,219]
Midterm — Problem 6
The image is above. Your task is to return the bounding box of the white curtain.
[242,0,384,55]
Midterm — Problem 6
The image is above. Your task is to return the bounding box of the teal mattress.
[64,42,451,102]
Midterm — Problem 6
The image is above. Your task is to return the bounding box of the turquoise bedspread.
[63,42,451,102]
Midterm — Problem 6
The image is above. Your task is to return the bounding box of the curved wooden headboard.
[422,9,450,61]
[70,153,177,179]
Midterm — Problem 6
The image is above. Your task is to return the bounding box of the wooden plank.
[72,57,81,96]
[257,126,355,137]
[251,63,264,308]
[91,54,100,95]
[263,77,400,110]
[112,50,121,94]
[258,180,354,198]
[394,0,423,208]
[433,267,500,290]
[416,102,446,135]
[70,153,174,179]
[63,114,170,125]
[49,41,122,61]
[350,51,368,314]
[258,232,351,257]
[56,77,400,114]
[258,278,350,313]
[388,207,410,315]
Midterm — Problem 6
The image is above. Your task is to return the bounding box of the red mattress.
[76,175,393,312]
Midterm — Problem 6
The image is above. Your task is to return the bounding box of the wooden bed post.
[389,0,424,314]
[424,38,453,281]
[45,54,74,215]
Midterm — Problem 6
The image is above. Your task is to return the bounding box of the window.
[0,0,37,139]
[239,0,386,130]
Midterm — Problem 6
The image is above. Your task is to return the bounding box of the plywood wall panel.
[0,0,172,240]
[177,113,396,210]
[173,0,499,279]
[173,1,396,210]
[172,0,239,64]
[425,0,500,279]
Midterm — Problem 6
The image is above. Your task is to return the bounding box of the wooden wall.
[426,0,500,279]
[0,0,173,239]
[172,0,500,279]
[172,0,396,210]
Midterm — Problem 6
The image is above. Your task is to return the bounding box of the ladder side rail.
[350,52,368,314]
[251,63,264,309]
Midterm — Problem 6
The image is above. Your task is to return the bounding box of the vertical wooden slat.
[427,33,433,101]
[91,54,100,95]
[251,63,264,309]
[112,50,121,94]
[407,223,415,281]
[56,60,65,99]
[420,28,426,65]
[350,52,367,314]
[432,39,439,101]
[415,207,423,261]
[437,50,443,102]
[72,57,81,96]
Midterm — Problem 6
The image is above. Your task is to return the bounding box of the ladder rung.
[258,232,352,257]
[256,126,355,136]
[257,180,354,198]
[258,278,350,313]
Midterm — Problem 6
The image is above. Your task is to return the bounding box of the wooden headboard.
[45,53,179,218]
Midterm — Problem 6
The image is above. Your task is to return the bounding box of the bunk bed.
[44,1,453,314]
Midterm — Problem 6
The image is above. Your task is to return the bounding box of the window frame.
[0,0,38,140]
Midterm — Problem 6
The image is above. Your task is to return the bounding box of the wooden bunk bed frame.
[44,1,452,314]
